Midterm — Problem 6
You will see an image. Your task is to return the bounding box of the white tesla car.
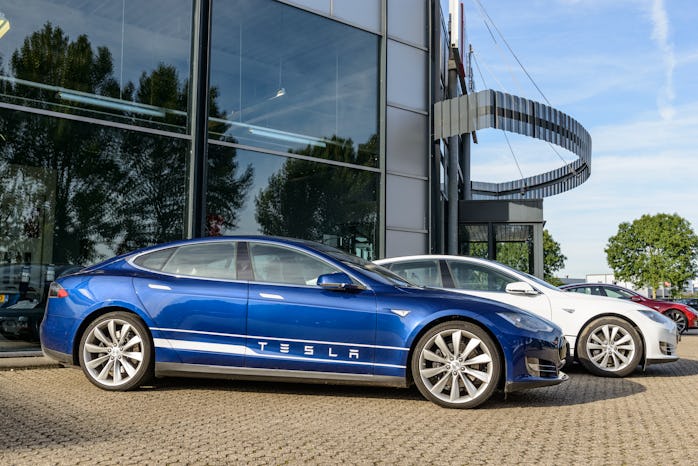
[374,255,680,377]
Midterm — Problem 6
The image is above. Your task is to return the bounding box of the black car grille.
[526,357,561,378]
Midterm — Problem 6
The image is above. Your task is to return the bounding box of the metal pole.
[186,0,212,238]
[447,50,459,254]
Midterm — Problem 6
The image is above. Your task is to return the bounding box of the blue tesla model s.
[41,236,567,408]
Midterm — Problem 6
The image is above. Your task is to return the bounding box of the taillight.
[48,282,68,298]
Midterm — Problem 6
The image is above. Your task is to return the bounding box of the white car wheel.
[577,317,642,377]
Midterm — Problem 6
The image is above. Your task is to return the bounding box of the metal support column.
[185,0,212,238]
[447,52,459,254]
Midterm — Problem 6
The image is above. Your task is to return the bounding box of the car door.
[132,241,248,367]
[245,241,377,375]
[443,259,554,321]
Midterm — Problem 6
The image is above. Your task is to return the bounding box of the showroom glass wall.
[0,0,380,351]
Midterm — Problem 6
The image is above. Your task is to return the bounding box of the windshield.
[343,261,417,287]
[297,240,418,287]
[487,259,561,291]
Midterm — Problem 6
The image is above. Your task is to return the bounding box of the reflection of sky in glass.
[210,0,379,161]
[0,0,191,96]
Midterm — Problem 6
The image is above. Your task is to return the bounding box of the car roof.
[375,255,490,263]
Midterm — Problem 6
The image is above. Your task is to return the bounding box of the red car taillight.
[48,282,68,298]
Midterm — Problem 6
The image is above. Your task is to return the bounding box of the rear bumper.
[42,346,73,366]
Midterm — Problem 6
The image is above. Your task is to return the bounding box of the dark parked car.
[0,263,82,341]
[673,298,698,311]
[560,283,698,333]
[41,236,568,409]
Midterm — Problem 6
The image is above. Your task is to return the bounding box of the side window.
[160,242,237,279]
[447,261,517,292]
[572,287,593,295]
[133,248,175,271]
[605,288,633,299]
[387,260,443,287]
[248,243,339,286]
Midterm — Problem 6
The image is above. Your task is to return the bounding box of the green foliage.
[543,230,566,285]
[606,213,698,293]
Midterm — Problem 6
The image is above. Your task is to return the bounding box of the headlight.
[497,311,554,332]
[638,309,674,325]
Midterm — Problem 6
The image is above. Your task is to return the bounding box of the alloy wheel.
[417,327,496,406]
[81,317,146,388]
[584,324,636,373]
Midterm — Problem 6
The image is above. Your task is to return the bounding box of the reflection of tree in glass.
[1,23,253,263]
[3,23,123,263]
[254,135,377,256]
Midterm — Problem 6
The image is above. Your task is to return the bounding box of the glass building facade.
[0,1,572,354]
[0,0,393,352]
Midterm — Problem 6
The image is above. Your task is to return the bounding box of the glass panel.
[447,261,517,292]
[0,109,186,351]
[604,287,634,299]
[387,260,442,288]
[161,243,237,280]
[209,0,379,167]
[459,224,488,258]
[0,0,192,132]
[248,243,338,286]
[133,248,175,271]
[206,144,378,260]
[494,224,534,274]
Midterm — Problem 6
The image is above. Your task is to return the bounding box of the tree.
[606,213,698,298]
[493,228,566,284]
[543,230,566,286]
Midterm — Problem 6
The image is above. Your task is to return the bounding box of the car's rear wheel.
[78,311,153,391]
[411,321,501,409]
[577,317,642,377]
[665,309,687,334]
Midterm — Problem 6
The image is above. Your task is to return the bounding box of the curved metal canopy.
[434,89,592,199]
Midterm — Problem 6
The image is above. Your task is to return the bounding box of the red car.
[560,283,697,333]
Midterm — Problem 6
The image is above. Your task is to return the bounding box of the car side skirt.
[154,362,408,388]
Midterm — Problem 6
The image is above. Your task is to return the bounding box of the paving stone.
[1,332,698,464]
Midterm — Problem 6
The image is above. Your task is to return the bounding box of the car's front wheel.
[665,309,687,334]
[78,311,153,391]
[411,321,501,409]
[577,316,642,377]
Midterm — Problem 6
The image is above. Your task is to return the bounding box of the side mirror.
[630,295,643,303]
[317,273,363,291]
[505,281,539,296]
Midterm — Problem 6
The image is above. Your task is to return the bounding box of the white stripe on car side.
[150,327,409,352]
[153,338,405,369]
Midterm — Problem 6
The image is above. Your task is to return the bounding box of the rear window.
[132,248,175,271]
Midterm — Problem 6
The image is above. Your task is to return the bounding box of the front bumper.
[504,334,569,393]
[643,319,680,367]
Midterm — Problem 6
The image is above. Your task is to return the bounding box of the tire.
[78,311,153,391]
[411,321,501,409]
[665,309,688,334]
[577,316,642,377]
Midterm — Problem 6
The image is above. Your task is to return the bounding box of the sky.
[462,0,698,278]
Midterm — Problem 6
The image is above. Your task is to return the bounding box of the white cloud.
[543,101,698,277]
[649,0,677,120]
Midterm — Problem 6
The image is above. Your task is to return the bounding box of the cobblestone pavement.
[2,332,698,465]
